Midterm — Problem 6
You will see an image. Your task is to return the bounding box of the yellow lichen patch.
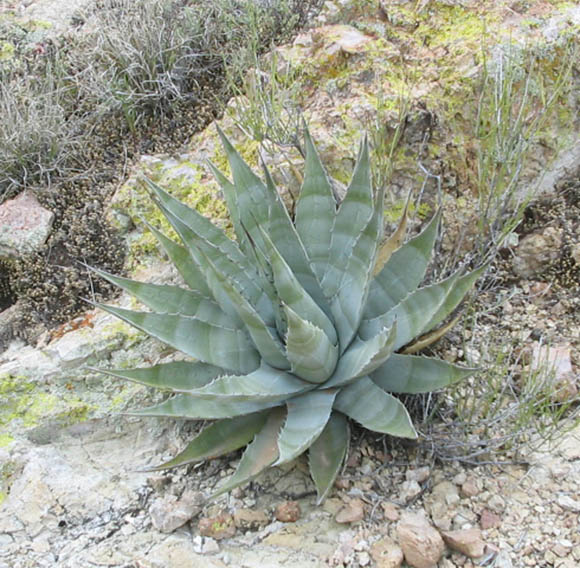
[111,155,231,270]
[0,373,93,433]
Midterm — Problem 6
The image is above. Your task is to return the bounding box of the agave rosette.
[95,127,482,502]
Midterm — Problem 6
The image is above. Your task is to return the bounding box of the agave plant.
[94,127,483,503]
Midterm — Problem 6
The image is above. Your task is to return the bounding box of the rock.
[141,535,227,568]
[400,480,422,503]
[512,228,562,278]
[381,501,400,522]
[479,509,502,530]
[530,343,578,403]
[460,478,480,498]
[396,512,445,568]
[0,191,54,259]
[335,498,365,524]
[441,528,485,558]
[572,242,580,265]
[201,537,220,555]
[312,24,373,56]
[431,481,460,506]
[198,513,236,540]
[233,508,270,530]
[556,495,580,513]
[406,466,431,483]
[370,536,404,568]
[274,500,301,523]
[149,491,204,533]
[487,495,505,512]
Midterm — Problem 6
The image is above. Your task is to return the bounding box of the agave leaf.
[294,128,337,280]
[215,126,273,253]
[334,376,417,439]
[284,305,339,384]
[94,361,226,391]
[207,159,252,255]
[323,136,374,298]
[373,193,410,276]
[155,199,277,326]
[422,265,487,333]
[261,161,332,317]
[149,412,269,470]
[259,227,337,345]
[146,222,211,297]
[329,185,385,351]
[364,209,441,320]
[275,389,337,465]
[199,249,289,369]
[187,363,312,402]
[91,267,239,328]
[95,303,260,373]
[212,407,286,497]
[359,269,465,347]
[145,177,245,265]
[401,314,461,354]
[371,353,477,394]
[129,393,280,419]
[324,324,396,389]
[309,412,349,504]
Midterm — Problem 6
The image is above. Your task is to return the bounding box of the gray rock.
[0,191,54,259]
[512,228,562,278]
[556,495,580,513]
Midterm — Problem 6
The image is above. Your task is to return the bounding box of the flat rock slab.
[0,191,54,259]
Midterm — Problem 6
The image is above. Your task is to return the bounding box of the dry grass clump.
[0,0,323,338]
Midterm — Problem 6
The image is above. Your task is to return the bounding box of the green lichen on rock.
[0,373,93,437]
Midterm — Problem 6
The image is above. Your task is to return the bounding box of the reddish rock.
[0,191,54,259]
[381,501,400,522]
[149,491,204,533]
[198,513,236,540]
[396,512,445,568]
[460,480,480,498]
[275,500,301,523]
[480,509,502,530]
[335,498,365,524]
[441,528,486,558]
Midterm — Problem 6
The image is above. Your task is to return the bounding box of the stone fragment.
[274,500,301,523]
[381,501,400,522]
[406,466,431,483]
[396,512,445,568]
[198,513,236,540]
[460,479,480,498]
[480,509,502,530]
[149,491,204,533]
[400,480,422,503]
[233,508,270,530]
[441,528,485,558]
[530,343,578,403]
[335,498,365,524]
[313,24,373,56]
[556,495,580,513]
[487,495,505,512]
[431,481,460,506]
[202,537,220,555]
[0,191,54,259]
[370,536,404,568]
[512,227,562,278]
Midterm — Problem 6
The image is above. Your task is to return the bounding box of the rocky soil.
[1,1,579,567]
